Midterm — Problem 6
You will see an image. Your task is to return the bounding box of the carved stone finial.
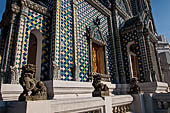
[10,65,20,84]
[129,78,141,94]
[52,61,60,80]
[92,74,109,97]
[18,64,47,101]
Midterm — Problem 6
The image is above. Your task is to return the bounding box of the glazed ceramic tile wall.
[59,0,73,81]
[14,0,115,82]
[55,0,61,66]
[121,31,145,83]
[22,9,51,80]
[77,0,114,81]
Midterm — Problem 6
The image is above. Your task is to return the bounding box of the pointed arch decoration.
[127,41,139,79]
[86,23,109,81]
[28,29,43,80]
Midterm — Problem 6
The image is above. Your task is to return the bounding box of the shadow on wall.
[0,76,3,100]
[43,80,54,99]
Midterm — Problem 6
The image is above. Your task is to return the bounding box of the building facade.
[157,35,170,54]
[157,35,170,87]
[1,0,170,113]
[0,0,163,84]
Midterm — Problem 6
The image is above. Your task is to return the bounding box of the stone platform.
[0,101,50,113]
[0,95,133,113]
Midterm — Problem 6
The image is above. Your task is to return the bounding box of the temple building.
[0,0,169,113]
[157,35,170,89]
[0,0,163,84]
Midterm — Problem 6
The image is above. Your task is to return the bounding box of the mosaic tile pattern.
[15,15,26,69]
[21,9,51,80]
[55,0,61,66]
[106,36,117,82]
[121,31,145,83]
[60,0,73,81]
[77,0,113,82]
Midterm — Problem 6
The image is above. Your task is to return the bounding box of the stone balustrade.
[153,93,170,113]
[0,80,133,113]
[112,95,133,113]
[112,104,130,113]
[0,95,133,113]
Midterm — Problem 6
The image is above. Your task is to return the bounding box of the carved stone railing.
[51,95,132,113]
[0,80,133,113]
[0,95,133,113]
[112,104,130,113]
[112,95,133,113]
[153,93,170,113]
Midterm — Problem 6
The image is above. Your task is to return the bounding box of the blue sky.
[151,0,170,42]
[0,0,6,21]
[0,0,170,41]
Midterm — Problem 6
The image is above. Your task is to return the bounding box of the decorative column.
[72,0,80,81]
[143,34,152,82]
[153,43,163,82]
[13,5,29,83]
[147,40,157,82]
[137,30,149,82]
[51,0,61,80]
[111,4,125,83]
[1,11,18,83]
[6,4,21,73]
[108,15,119,83]
[1,15,15,72]
[14,6,27,68]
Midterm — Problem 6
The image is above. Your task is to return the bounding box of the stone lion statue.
[18,64,47,101]
[92,74,109,97]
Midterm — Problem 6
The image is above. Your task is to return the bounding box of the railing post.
[103,96,112,113]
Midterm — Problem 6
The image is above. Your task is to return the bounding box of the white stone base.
[44,80,116,99]
[0,101,51,113]
[1,84,23,101]
[1,80,116,101]
[139,82,168,93]
[0,95,133,113]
